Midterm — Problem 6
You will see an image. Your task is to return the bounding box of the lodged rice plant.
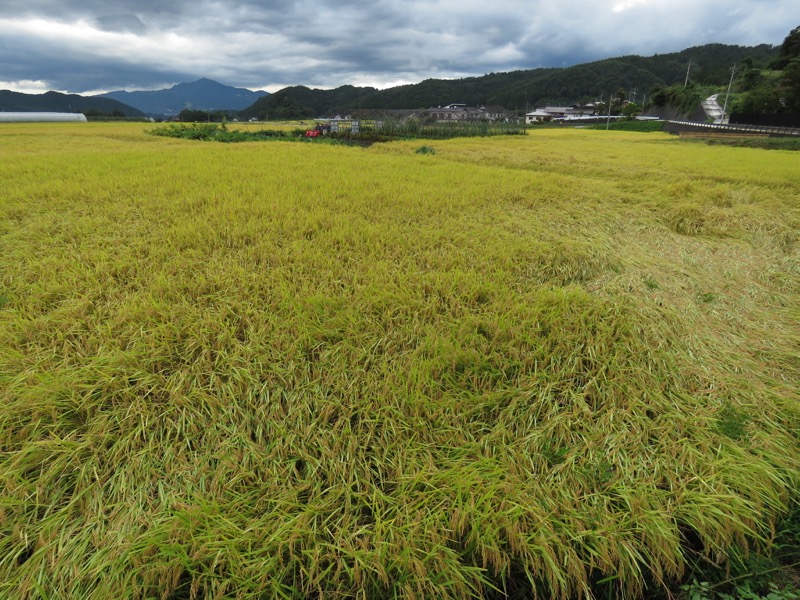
[0,123,798,599]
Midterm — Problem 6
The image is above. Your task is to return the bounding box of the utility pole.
[606,93,612,130]
[684,60,692,87]
[720,64,736,125]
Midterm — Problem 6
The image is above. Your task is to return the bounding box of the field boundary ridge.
[665,120,800,138]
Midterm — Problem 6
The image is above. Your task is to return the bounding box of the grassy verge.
[149,122,302,142]
[683,136,800,151]
[150,120,527,144]
[585,120,666,132]
[0,123,798,599]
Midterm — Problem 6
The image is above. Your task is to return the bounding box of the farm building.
[0,112,88,123]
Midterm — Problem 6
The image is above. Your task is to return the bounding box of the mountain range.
[1,42,780,119]
[96,78,268,116]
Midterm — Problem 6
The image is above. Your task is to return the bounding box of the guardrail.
[664,120,800,138]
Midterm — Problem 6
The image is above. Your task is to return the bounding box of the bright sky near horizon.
[0,0,797,95]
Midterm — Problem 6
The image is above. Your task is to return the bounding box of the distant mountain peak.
[96,78,269,116]
[176,78,225,88]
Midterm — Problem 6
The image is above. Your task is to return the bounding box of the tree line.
[238,42,778,120]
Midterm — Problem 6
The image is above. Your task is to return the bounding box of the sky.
[1,0,797,95]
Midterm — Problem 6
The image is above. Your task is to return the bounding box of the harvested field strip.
[0,123,798,599]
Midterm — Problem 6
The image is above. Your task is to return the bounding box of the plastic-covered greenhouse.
[0,112,87,122]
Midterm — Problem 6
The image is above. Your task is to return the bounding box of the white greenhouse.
[0,112,88,123]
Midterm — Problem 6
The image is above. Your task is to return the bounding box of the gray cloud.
[94,13,146,34]
[0,0,795,94]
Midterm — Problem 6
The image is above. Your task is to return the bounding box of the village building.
[526,103,600,123]
[525,110,552,123]
[427,104,484,121]
[425,103,509,122]
[479,105,508,121]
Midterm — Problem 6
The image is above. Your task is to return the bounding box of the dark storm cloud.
[10,0,187,21]
[94,13,146,34]
[0,0,796,94]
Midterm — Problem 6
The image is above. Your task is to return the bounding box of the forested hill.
[0,90,144,117]
[242,85,376,121]
[242,42,777,119]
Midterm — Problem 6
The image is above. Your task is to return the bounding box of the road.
[702,93,727,124]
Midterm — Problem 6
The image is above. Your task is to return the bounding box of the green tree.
[772,25,800,69]
[781,57,800,111]
[622,102,642,117]
[178,109,208,122]
[732,85,783,114]
[740,66,765,91]
[734,26,800,115]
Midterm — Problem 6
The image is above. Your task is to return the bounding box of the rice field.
[0,122,798,599]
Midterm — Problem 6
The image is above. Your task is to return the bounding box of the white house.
[525,110,551,124]
[526,103,603,123]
